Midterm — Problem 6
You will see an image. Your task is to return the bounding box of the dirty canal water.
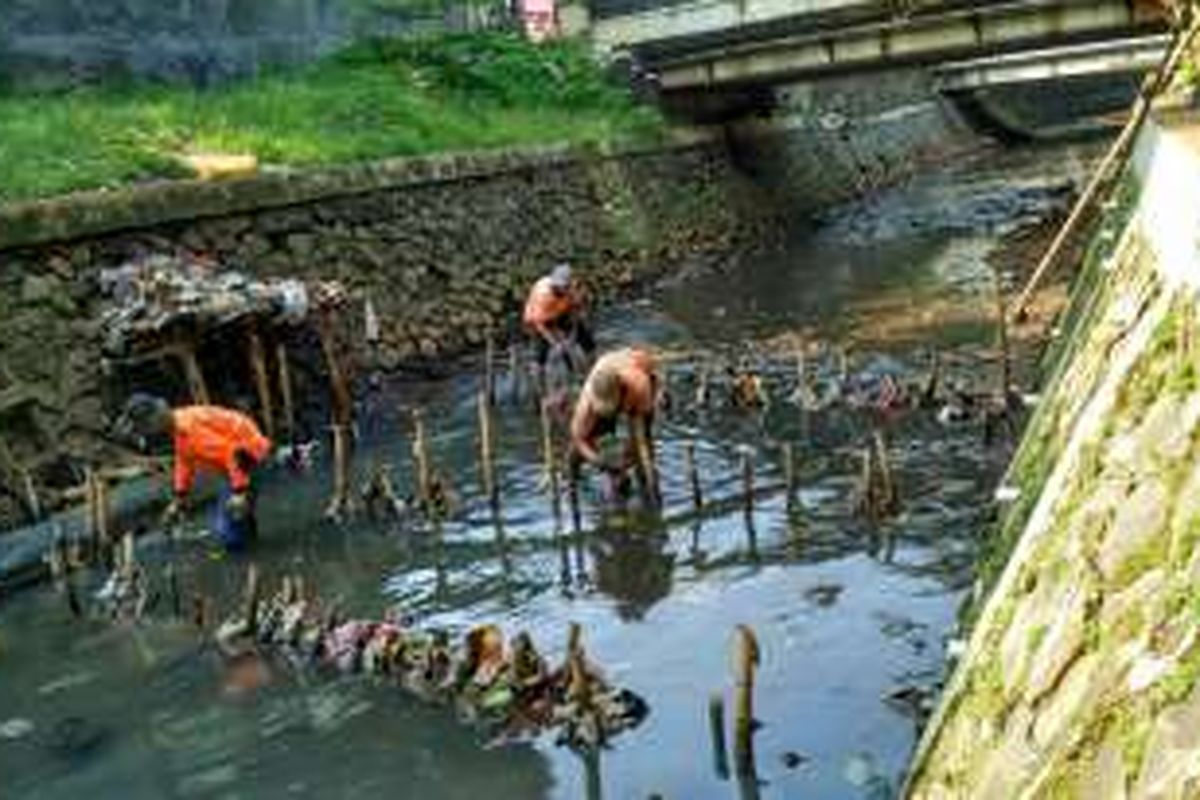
[0,142,1099,799]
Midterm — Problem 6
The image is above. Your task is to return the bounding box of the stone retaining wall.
[908,110,1200,798]
[0,135,777,531]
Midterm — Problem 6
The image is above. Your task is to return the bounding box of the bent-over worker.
[117,394,272,551]
[523,263,595,374]
[569,347,659,503]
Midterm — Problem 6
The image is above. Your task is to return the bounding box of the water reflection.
[0,141,1100,799]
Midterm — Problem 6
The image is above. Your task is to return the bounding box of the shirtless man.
[569,347,659,504]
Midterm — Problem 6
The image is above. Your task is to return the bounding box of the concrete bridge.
[592,0,1168,94]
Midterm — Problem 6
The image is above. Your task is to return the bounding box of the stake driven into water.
[782,442,796,508]
[247,327,275,440]
[633,416,661,508]
[540,401,562,520]
[327,424,353,518]
[477,390,498,507]
[732,624,760,777]
[684,440,704,511]
[741,449,755,518]
[484,335,496,407]
[709,692,731,779]
[412,408,433,513]
[243,564,261,635]
[276,341,296,444]
[179,343,211,405]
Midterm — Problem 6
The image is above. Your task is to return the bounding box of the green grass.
[0,33,664,203]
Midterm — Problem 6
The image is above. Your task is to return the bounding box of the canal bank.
[0,131,1098,798]
[0,133,781,533]
[908,107,1200,797]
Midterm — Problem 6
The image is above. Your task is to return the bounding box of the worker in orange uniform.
[570,347,660,504]
[116,394,272,551]
[523,263,595,376]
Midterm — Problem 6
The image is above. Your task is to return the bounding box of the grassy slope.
[0,33,663,203]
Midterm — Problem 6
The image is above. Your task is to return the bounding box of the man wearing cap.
[570,347,659,498]
[523,263,595,373]
[116,394,272,551]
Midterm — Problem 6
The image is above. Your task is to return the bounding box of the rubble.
[98,252,312,358]
[90,563,648,753]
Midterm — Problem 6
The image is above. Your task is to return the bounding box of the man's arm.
[172,449,195,498]
[570,403,607,468]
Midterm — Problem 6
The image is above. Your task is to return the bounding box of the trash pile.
[84,548,648,752]
[98,253,311,357]
[214,572,649,750]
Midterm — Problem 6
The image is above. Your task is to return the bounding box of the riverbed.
[0,140,1098,799]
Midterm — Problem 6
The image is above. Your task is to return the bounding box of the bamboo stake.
[412,409,432,512]
[873,431,898,515]
[741,449,754,518]
[684,440,704,511]
[178,343,211,405]
[243,564,261,635]
[1011,22,1200,321]
[477,391,498,507]
[632,417,660,508]
[694,367,710,407]
[22,473,41,521]
[991,264,1011,400]
[85,466,100,562]
[859,445,875,518]
[484,335,496,407]
[247,328,275,440]
[783,443,796,509]
[316,312,353,428]
[326,424,352,518]
[192,593,208,630]
[568,459,583,536]
[276,341,296,443]
[540,402,561,520]
[732,624,760,777]
[47,536,65,590]
[65,571,82,619]
[94,472,110,564]
[167,564,182,619]
[120,531,135,582]
[709,692,731,779]
[508,345,522,405]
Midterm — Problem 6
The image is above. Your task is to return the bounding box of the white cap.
[549,263,572,290]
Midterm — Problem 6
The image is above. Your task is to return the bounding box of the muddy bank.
[0,138,780,533]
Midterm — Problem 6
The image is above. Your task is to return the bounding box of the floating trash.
[0,717,34,740]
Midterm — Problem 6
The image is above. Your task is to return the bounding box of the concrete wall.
[727,70,978,216]
[0,136,777,531]
[908,110,1200,797]
[0,0,492,87]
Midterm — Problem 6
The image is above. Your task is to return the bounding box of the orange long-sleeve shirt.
[172,406,272,495]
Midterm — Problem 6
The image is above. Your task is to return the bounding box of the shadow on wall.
[0,0,501,88]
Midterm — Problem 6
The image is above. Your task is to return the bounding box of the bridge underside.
[628,0,1166,93]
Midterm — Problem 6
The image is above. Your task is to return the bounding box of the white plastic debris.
[946,638,967,660]
[994,485,1021,503]
[0,718,34,740]
[364,298,381,345]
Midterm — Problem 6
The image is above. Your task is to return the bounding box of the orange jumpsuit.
[172,406,272,495]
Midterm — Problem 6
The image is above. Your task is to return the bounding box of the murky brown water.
[0,141,1098,799]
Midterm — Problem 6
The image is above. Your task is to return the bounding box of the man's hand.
[225,491,251,522]
[598,452,628,476]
